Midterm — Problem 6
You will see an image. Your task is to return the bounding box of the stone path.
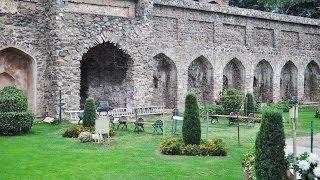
[285,134,320,155]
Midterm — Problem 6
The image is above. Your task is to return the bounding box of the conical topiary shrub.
[244,93,255,116]
[255,107,286,179]
[83,98,97,127]
[182,92,201,145]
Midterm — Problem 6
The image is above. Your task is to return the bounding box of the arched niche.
[304,61,320,102]
[80,42,134,109]
[223,58,245,93]
[0,47,35,110]
[280,61,298,99]
[153,53,178,109]
[187,56,214,105]
[253,60,274,103]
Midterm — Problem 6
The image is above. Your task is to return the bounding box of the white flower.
[307,153,319,164]
[298,160,310,171]
[314,166,320,177]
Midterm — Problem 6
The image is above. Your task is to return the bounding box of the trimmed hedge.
[255,107,286,179]
[0,86,34,135]
[182,92,201,145]
[0,86,28,112]
[83,98,97,127]
[220,88,244,114]
[0,111,34,135]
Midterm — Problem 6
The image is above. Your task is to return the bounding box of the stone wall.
[0,0,319,116]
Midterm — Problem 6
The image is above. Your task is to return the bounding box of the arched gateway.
[80,42,134,109]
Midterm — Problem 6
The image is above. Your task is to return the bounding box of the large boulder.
[78,131,92,143]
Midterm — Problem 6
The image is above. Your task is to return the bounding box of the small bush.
[220,88,244,114]
[244,93,255,116]
[182,92,201,145]
[272,99,292,112]
[0,86,28,112]
[315,106,320,118]
[160,137,227,156]
[181,144,200,156]
[83,98,97,127]
[62,125,95,138]
[255,107,286,179]
[62,124,114,139]
[0,111,34,135]
[201,104,224,115]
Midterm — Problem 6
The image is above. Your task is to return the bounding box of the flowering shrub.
[159,137,183,155]
[159,137,227,156]
[289,152,320,180]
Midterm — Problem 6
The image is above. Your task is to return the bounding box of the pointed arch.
[153,53,178,108]
[254,60,274,103]
[187,56,214,105]
[80,42,134,108]
[304,60,320,102]
[223,58,245,93]
[0,47,36,111]
[280,61,298,99]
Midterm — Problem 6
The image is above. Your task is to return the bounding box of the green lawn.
[0,107,319,179]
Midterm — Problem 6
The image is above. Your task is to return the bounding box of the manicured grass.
[0,107,319,179]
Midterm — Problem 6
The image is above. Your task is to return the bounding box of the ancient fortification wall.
[0,0,319,116]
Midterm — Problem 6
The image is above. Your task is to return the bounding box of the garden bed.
[159,137,227,156]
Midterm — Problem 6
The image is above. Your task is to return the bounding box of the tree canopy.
[229,0,319,19]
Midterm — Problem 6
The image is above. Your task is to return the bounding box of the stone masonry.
[0,0,319,117]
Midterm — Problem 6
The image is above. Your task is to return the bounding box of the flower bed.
[243,152,320,180]
[159,137,227,156]
[288,152,320,179]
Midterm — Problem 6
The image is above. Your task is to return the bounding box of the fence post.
[237,115,240,145]
[311,120,314,153]
[206,111,209,141]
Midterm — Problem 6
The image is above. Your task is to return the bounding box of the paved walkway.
[285,134,320,155]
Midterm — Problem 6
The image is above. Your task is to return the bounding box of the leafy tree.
[255,107,286,179]
[220,88,244,115]
[230,0,319,19]
[83,98,97,127]
[182,92,201,145]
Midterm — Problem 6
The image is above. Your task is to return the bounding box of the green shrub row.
[0,86,28,112]
[0,111,34,135]
[159,137,227,156]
